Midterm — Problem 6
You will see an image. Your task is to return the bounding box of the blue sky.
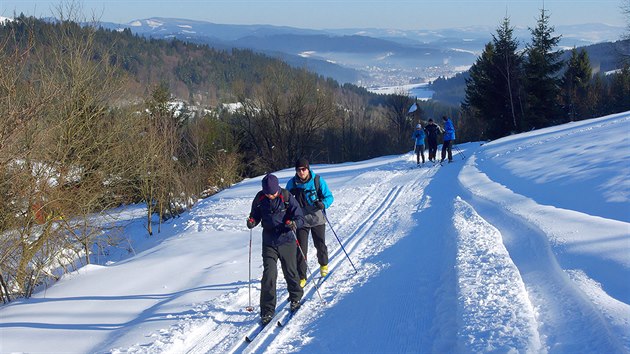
[1,0,625,30]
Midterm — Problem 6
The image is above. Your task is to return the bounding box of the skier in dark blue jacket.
[424,118,443,162]
[286,158,334,287]
[441,116,456,163]
[247,174,304,325]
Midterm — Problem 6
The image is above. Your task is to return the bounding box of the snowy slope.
[0,112,628,353]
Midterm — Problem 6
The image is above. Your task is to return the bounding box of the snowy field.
[1,111,629,353]
[367,83,435,100]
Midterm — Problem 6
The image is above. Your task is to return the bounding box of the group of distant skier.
[243,116,457,327]
[412,115,456,165]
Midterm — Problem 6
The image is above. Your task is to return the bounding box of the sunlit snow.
[1,112,628,353]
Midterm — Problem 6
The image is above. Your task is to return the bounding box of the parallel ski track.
[185,160,438,354]
[240,162,440,353]
[461,178,628,353]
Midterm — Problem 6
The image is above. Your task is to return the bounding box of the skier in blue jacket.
[286,158,334,287]
[411,123,426,165]
[441,116,456,163]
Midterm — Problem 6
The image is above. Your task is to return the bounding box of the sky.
[0,111,628,353]
[1,0,627,30]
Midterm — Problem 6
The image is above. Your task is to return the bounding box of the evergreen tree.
[463,42,497,140]
[624,0,630,41]
[610,65,630,112]
[491,16,525,134]
[523,8,563,130]
[588,74,608,117]
[463,16,525,140]
[560,48,593,121]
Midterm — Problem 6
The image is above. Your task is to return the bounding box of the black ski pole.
[413,141,417,164]
[246,229,254,312]
[290,228,325,303]
[323,210,358,274]
[454,144,465,160]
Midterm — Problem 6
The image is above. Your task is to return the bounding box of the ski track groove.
[243,168,413,352]
[178,188,387,352]
[459,160,629,353]
[261,160,441,353]
[183,160,437,353]
[141,159,438,354]
[230,168,407,352]
[479,201,628,353]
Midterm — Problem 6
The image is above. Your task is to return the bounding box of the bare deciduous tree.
[0,3,136,298]
[384,92,417,152]
[233,64,336,172]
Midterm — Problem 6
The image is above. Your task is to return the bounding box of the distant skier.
[247,174,304,325]
[412,123,426,165]
[286,158,334,287]
[440,116,456,163]
[424,118,443,162]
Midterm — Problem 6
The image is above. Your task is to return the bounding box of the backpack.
[313,174,323,200]
[280,188,292,209]
[290,175,323,207]
[256,188,292,210]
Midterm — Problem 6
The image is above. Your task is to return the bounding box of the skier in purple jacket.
[247,174,304,324]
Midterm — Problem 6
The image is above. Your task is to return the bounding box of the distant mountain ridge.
[98,17,626,86]
[110,18,624,46]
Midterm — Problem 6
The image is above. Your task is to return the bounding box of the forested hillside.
[0,13,459,301]
[4,15,317,107]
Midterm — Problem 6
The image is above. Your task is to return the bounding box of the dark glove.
[285,220,297,233]
[315,201,325,210]
[246,217,257,229]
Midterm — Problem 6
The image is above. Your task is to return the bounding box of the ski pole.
[413,141,417,164]
[323,210,358,274]
[246,229,254,312]
[290,228,325,303]
[454,144,465,160]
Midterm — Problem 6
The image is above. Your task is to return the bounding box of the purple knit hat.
[262,174,280,195]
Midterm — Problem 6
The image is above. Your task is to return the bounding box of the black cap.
[295,158,309,170]
[262,174,280,195]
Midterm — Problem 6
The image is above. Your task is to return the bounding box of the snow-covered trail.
[457,164,626,353]
[1,113,628,354]
[265,158,453,353]
[461,190,627,353]
[458,142,630,352]
[129,136,629,354]
[175,157,448,353]
[245,139,628,353]
[138,155,441,354]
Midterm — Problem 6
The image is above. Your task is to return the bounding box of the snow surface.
[368,83,435,100]
[1,112,629,353]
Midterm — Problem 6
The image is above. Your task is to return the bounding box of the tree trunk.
[0,272,10,303]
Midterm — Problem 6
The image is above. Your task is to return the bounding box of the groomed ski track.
[141,123,629,353]
[179,158,443,353]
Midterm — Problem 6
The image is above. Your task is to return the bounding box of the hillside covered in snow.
[1,112,629,353]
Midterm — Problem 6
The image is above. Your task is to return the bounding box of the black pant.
[427,139,438,161]
[260,242,303,317]
[441,140,453,162]
[414,144,425,164]
[296,224,327,280]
